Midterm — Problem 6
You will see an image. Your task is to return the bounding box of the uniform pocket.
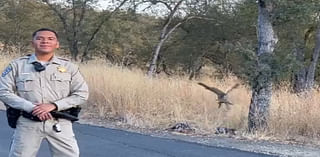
[51,73,71,92]
[16,74,36,92]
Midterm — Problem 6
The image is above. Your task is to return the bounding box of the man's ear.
[56,41,60,49]
[31,40,35,48]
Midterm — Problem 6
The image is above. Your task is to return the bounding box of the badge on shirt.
[1,65,12,77]
[57,66,67,73]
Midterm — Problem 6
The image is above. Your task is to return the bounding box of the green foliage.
[0,0,58,54]
[87,12,159,66]
[1,0,320,86]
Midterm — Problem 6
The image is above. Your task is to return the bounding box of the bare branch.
[82,0,129,61]
[76,0,90,28]
[151,0,173,11]
[42,0,69,35]
[160,0,184,39]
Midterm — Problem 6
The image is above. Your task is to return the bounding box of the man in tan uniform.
[0,28,89,157]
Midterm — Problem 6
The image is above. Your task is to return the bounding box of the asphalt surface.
[0,111,276,157]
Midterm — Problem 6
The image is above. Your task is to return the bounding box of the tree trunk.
[293,43,307,92]
[293,26,318,93]
[305,25,320,89]
[147,38,166,76]
[146,0,184,77]
[248,0,278,132]
[189,54,204,80]
[145,0,209,76]
[68,40,79,61]
[45,0,126,62]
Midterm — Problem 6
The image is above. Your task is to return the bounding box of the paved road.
[0,111,276,157]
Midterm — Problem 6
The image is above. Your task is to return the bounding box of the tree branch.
[82,0,129,61]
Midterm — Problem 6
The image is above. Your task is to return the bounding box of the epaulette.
[57,57,69,61]
[18,54,32,60]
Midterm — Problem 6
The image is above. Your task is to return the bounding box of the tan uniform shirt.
[0,54,89,113]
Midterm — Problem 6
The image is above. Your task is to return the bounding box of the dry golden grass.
[81,63,252,133]
[269,88,320,140]
[1,56,320,142]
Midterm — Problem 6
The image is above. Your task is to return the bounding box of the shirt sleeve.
[53,66,89,111]
[0,62,35,112]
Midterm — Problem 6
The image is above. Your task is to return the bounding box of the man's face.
[32,31,59,54]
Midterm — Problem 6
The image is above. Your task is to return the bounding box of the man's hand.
[32,103,57,121]
[37,112,53,121]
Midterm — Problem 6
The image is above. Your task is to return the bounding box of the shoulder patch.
[1,65,12,77]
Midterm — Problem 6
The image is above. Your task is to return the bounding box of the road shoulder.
[78,118,320,157]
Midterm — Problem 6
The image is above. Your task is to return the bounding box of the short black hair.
[32,28,58,39]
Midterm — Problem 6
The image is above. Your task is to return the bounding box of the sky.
[96,0,169,16]
[96,0,240,17]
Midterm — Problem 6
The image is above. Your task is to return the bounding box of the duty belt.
[22,109,80,122]
[6,106,81,128]
[22,111,42,122]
